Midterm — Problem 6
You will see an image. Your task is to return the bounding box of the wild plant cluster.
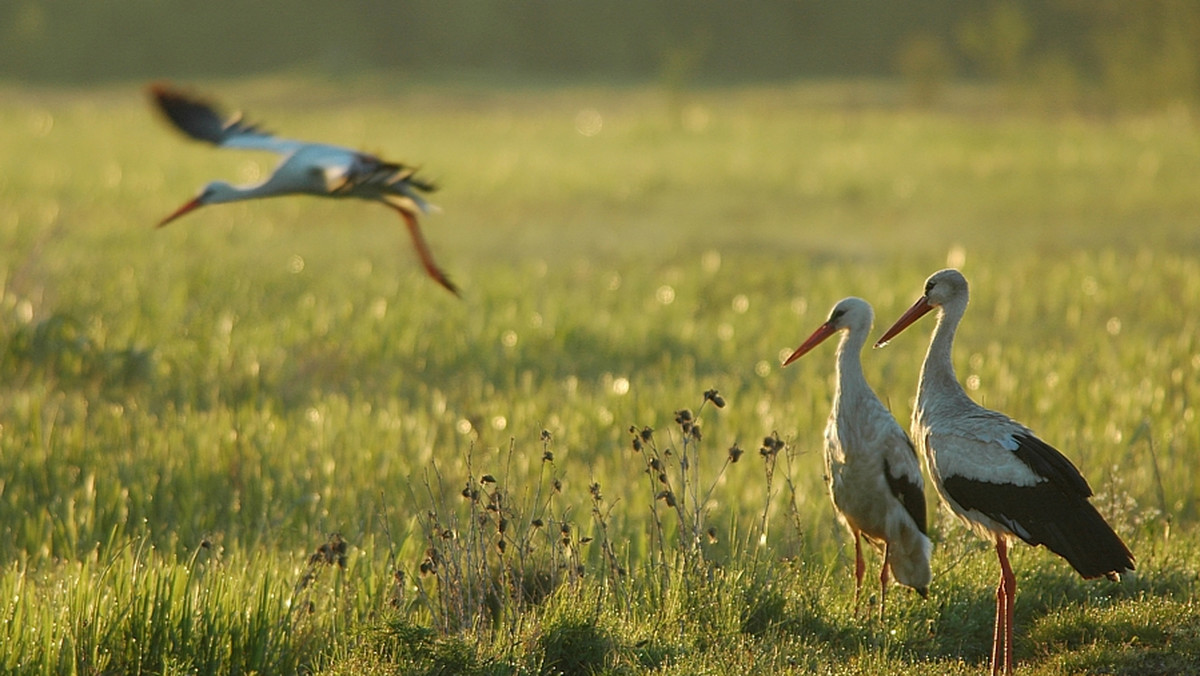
[371,389,806,638]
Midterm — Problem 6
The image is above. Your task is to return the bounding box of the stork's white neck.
[918,295,972,412]
[835,324,869,384]
[204,179,286,205]
[832,322,876,413]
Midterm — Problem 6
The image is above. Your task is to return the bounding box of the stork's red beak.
[157,197,203,228]
[875,296,934,347]
[783,321,838,366]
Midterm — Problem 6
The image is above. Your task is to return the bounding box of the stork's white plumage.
[875,269,1134,675]
[149,83,458,296]
[784,297,932,618]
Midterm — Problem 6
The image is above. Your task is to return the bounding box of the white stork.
[875,268,1134,675]
[149,83,458,296]
[784,297,932,618]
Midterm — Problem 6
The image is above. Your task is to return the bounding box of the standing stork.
[148,83,458,296]
[784,297,932,618]
[875,269,1134,675]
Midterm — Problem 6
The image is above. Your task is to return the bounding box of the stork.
[784,297,932,618]
[875,268,1134,674]
[149,83,458,296]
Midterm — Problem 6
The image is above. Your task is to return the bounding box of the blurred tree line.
[2,0,1197,109]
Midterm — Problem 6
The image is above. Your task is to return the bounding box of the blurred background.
[3,0,1199,111]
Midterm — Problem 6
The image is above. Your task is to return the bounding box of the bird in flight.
[149,83,459,296]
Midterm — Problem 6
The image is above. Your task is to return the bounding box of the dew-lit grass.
[1,78,1199,673]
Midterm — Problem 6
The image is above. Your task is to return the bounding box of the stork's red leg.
[879,542,892,621]
[999,539,1016,674]
[992,537,1015,675]
[853,533,865,613]
[394,206,459,297]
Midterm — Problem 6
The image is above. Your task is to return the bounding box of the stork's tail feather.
[378,163,439,214]
[887,521,934,594]
[1030,502,1135,580]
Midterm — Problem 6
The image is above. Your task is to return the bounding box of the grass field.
[2,77,1199,674]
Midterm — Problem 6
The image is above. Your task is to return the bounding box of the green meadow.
[2,78,1199,674]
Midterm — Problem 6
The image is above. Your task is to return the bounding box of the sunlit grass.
[1,77,1199,673]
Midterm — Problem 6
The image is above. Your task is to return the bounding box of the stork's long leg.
[879,542,891,621]
[393,206,459,296]
[992,537,1015,675]
[853,533,866,614]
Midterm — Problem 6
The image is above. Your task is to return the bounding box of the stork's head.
[783,296,873,366]
[156,181,235,227]
[875,268,969,347]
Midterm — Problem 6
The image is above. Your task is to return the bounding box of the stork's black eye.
[830,308,846,321]
[924,280,935,295]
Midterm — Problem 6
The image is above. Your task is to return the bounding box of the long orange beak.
[783,320,838,366]
[875,296,934,347]
[157,196,203,228]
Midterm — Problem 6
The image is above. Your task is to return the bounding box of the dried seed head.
[580,536,594,544]
[552,479,562,493]
[690,422,702,441]
[675,409,693,424]
[704,389,726,408]
[707,527,718,543]
[532,518,544,528]
[497,540,507,553]
[541,429,552,442]
[543,450,555,462]
[657,472,668,484]
[498,517,508,534]
[759,433,785,457]
[640,426,654,442]
[729,443,744,463]
[632,437,643,452]
[481,474,496,484]
[649,458,663,472]
[589,482,602,500]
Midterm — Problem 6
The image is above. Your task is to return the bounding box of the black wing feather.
[943,475,1134,579]
[1010,432,1093,497]
[884,453,928,536]
[149,83,268,146]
